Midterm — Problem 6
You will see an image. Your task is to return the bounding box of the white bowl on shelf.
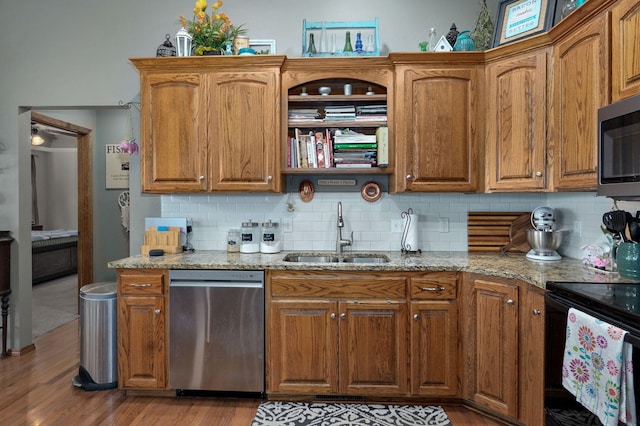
[318,86,332,96]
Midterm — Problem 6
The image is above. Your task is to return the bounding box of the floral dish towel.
[562,307,637,426]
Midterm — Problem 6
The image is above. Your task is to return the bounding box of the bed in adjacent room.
[31,229,78,284]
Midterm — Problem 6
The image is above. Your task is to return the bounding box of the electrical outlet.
[282,218,293,233]
[573,221,582,237]
[391,219,404,233]
[439,218,449,233]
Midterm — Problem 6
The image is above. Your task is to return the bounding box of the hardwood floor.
[0,320,505,425]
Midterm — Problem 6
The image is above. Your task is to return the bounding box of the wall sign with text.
[492,0,557,47]
[105,144,130,189]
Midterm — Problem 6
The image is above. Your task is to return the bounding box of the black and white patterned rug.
[251,401,452,426]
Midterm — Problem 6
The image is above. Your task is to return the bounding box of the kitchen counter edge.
[107,251,637,289]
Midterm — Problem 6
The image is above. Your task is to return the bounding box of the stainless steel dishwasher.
[169,270,264,394]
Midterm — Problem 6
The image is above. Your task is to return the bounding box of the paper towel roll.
[401,213,419,252]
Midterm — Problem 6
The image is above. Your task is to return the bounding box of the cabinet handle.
[413,314,420,321]
[532,309,541,316]
[340,313,346,319]
[535,171,542,177]
[406,174,413,181]
[506,299,515,305]
[330,313,336,319]
[154,309,161,315]
[199,176,205,180]
[421,286,445,292]
[129,283,152,287]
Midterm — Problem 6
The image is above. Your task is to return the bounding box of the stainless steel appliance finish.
[169,270,264,393]
[598,93,640,200]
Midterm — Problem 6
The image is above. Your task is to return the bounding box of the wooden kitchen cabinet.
[611,0,640,101]
[519,285,545,426]
[390,54,483,193]
[208,69,281,191]
[117,268,169,390]
[132,56,285,193]
[267,270,408,396]
[552,13,609,190]
[138,71,208,192]
[485,48,549,191]
[460,273,519,419]
[409,272,458,397]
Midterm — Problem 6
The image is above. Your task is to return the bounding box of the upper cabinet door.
[208,71,280,192]
[394,65,481,193]
[141,73,208,192]
[552,14,609,191]
[486,49,548,191]
[611,0,640,101]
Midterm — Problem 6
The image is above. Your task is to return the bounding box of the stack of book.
[324,105,356,121]
[288,129,333,168]
[289,108,321,122]
[355,105,387,122]
[333,132,377,168]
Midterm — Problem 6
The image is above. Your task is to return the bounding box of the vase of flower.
[180,0,247,56]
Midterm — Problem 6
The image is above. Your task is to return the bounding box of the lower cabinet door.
[339,301,408,396]
[267,299,338,394]
[118,295,166,389]
[411,300,458,396]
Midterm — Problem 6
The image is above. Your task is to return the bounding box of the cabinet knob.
[154,309,161,315]
[330,313,336,319]
[532,309,542,316]
[413,314,420,321]
[406,174,413,181]
[506,299,515,305]
[267,175,273,181]
[199,176,205,181]
[535,171,542,177]
[340,313,346,319]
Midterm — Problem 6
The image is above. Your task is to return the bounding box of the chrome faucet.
[336,201,353,253]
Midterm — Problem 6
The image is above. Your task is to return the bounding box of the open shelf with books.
[284,78,390,174]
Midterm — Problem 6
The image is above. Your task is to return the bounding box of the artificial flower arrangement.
[180,0,247,55]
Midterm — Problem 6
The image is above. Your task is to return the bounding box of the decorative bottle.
[561,0,577,18]
[428,28,438,52]
[355,32,363,53]
[319,21,327,53]
[307,33,317,55]
[343,31,353,52]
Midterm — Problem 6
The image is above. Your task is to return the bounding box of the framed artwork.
[249,39,276,54]
[491,0,557,47]
[105,144,129,189]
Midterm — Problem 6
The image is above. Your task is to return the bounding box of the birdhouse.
[433,35,453,52]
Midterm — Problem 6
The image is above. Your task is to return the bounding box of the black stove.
[546,281,640,334]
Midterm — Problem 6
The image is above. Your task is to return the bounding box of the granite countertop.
[107,250,638,289]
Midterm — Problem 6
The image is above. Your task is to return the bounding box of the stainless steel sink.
[282,253,390,264]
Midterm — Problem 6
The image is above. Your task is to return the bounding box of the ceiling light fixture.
[31,127,45,146]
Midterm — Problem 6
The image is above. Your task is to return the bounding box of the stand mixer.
[526,207,567,261]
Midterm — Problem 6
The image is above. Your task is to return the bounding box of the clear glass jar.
[227,229,240,253]
[260,220,281,253]
[240,220,260,253]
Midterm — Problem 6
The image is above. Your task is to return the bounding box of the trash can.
[72,282,118,391]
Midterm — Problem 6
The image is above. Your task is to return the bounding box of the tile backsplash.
[161,192,628,259]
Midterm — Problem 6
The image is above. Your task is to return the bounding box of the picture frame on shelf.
[491,0,557,48]
[249,39,276,54]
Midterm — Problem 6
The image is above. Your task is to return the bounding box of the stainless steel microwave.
[598,93,640,200]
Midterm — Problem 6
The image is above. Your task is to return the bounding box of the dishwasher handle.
[169,280,263,289]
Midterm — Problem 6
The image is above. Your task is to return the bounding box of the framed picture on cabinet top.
[491,0,557,47]
[249,39,276,54]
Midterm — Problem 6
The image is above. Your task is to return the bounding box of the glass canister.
[240,220,260,253]
[260,220,281,253]
[227,229,240,253]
